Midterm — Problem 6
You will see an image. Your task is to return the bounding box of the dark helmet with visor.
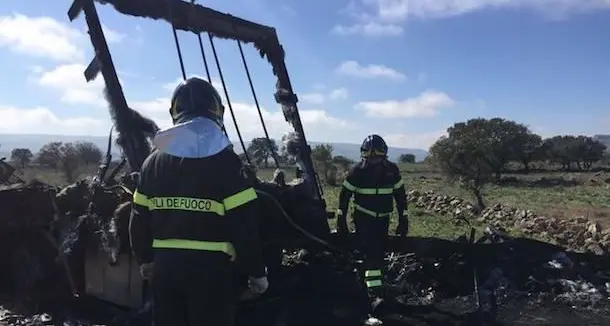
[169,77,224,126]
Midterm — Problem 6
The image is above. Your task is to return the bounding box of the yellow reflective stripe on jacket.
[133,188,256,216]
[366,280,382,288]
[223,187,257,211]
[357,187,393,195]
[342,180,393,195]
[393,179,404,189]
[365,269,382,277]
[133,191,224,215]
[152,239,236,260]
[342,180,357,192]
[133,190,149,207]
[354,203,391,218]
[148,197,225,215]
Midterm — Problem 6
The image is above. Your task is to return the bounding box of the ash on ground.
[2,240,610,326]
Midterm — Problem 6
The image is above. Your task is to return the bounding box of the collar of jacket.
[152,116,232,158]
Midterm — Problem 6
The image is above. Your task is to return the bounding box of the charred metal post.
[68,0,126,113]
[69,0,157,172]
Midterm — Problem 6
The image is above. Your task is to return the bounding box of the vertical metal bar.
[81,0,127,112]
[269,33,323,200]
[237,40,280,168]
[208,34,250,163]
[197,35,212,82]
[190,0,212,82]
[171,26,187,80]
[168,0,186,81]
[78,0,150,304]
[81,0,149,172]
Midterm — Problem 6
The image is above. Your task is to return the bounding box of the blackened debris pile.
[1,180,610,325]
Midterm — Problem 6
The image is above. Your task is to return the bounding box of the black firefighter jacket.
[338,159,407,219]
[129,117,266,278]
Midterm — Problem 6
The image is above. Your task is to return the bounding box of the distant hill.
[0,133,428,162]
[594,135,610,149]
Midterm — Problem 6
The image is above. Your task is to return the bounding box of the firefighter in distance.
[336,134,408,299]
[129,77,268,326]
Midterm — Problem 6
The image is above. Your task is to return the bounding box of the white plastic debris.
[364,316,383,325]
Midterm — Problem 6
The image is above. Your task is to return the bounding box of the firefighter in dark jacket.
[336,134,407,300]
[129,77,268,326]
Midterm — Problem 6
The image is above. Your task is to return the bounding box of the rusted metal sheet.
[84,251,144,308]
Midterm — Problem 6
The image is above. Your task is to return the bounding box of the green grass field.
[16,162,610,240]
[255,163,610,236]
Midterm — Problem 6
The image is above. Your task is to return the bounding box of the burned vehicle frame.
[65,0,371,323]
[51,1,610,326]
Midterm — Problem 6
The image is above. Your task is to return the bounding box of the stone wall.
[407,189,610,254]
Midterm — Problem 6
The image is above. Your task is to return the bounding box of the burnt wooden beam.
[94,0,274,46]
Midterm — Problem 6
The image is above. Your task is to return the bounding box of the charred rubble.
[1,173,610,326]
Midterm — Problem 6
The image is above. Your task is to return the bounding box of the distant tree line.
[427,117,607,210]
[243,137,356,186]
[10,141,103,183]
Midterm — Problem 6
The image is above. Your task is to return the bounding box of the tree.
[580,136,606,169]
[429,119,498,211]
[332,155,354,171]
[538,135,605,171]
[247,137,279,168]
[513,133,542,172]
[311,144,334,184]
[10,148,33,168]
[279,133,296,165]
[482,118,536,178]
[399,154,416,164]
[74,141,103,165]
[541,136,570,170]
[35,142,82,183]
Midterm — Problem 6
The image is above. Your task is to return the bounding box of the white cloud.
[34,64,106,106]
[300,93,326,104]
[328,88,349,101]
[373,0,610,21]
[384,130,446,149]
[312,83,326,91]
[0,14,125,62]
[0,106,107,135]
[331,22,403,37]
[356,90,455,118]
[102,24,126,44]
[334,0,610,36]
[300,88,349,104]
[335,61,406,81]
[0,13,84,62]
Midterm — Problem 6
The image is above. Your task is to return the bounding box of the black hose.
[254,189,345,255]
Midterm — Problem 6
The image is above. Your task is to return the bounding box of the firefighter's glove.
[396,217,408,238]
[248,276,269,294]
[336,209,349,235]
[139,262,154,280]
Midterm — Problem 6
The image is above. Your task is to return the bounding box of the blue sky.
[0,0,609,150]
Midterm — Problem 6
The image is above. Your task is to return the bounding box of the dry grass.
[17,162,610,237]
[257,164,610,227]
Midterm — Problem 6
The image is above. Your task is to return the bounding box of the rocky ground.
[407,189,610,254]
